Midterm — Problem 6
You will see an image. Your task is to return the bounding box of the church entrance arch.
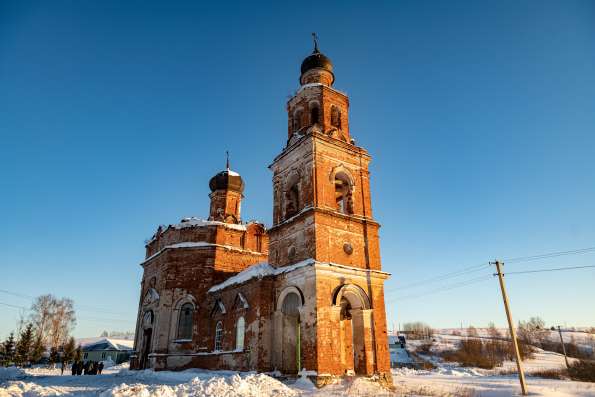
[278,287,303,375]
[334,284,371,375]
[140,310,154,369]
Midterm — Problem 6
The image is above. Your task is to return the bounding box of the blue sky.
[1,1,594,339]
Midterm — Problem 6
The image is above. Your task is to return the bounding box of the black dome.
[300,50,333,75]
[209,170,244,193]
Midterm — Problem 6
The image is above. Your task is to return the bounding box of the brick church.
[132,39,392,385]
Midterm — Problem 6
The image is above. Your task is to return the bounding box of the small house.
[81,338,133,364]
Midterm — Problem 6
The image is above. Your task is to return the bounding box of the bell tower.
[268,37,391,384]
[269,37,380,272]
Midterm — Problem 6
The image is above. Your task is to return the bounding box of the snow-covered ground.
[434,328,595,354]
[0,365,391,397]
[393,367,595,397]
[387,333,595,396]
[406,333,580,373]
[1,357,594,397]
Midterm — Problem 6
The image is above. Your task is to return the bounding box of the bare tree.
[487,322,502,339]
[48,298,76,349]
[467,326,478,337]
[29,295,76,350]
[403,322,434,339]
[30,294,55,347]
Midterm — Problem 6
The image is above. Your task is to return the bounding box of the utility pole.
[557,326,569,368]
[492,260,528,396]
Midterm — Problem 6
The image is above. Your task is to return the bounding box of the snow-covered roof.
[78,338,134,351]
[295,82,347,97]
[209,259,315,293]
[142,241,265,265]
[209,258,391,293]
[173,217,247,231]
[146,217,258,246]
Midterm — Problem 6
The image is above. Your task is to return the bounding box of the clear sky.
[1,1,594,339]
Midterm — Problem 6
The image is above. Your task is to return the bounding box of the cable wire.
[390,262,490,293]
[391,245,595,294]
[0,288,130,317]
[391,275,493,302]
[504,247,595,264]
[0,301,28,310]
[502,264,595,276]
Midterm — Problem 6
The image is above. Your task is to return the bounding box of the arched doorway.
[280,291,302,374]
[140,310,154,369]
[334,285,371,375]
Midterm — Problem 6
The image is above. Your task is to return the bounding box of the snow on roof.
[227,169,240,176]
[146,217,249,245]
[143,242,213,263]
[295,82,347,97]
[78,337,134,351]
[142,241,265,265]
[173,217,247,231]
[208,259,391,293]
[208,259,315,293]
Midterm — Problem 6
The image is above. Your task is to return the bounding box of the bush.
[530,368,565,380]
[441,339,503,369]
[416,342,434,355]
[539,340,591,360]
[567,359,595,382]
[441,337,533,369]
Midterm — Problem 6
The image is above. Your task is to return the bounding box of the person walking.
[98,361,104,375]
[71,361,77,376]
[60,359,65,375]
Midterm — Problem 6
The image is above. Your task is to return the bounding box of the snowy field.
[1,362,595,397]
[0,364,394,397]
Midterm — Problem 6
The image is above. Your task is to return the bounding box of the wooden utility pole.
[492,260,528,396]
[557,326,569,368]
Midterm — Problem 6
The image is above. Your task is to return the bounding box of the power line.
[502,265,595,276]
[0,288,130,317]
[504,246,595,264]
[0,301,27,310]
[391,245,595,293]
[0,289,32,299]
[0,300,133,324]
[391,275,493,302]
[390,263,490,293]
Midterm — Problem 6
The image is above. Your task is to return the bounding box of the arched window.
[310,105,320,125]
[285,184,299,218]
[281,292,301,317]
[214,321,223,351]
[335,172,353,214]
[177,303,194,340]
[293,109,303,132]
[256,233,262,252]
[236,316,245,351]
[331,106,341,129]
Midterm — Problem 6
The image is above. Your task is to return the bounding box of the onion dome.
[300,48,333,75]
[209,152,244,193]
[209,169,244,193]
[300,34,334,86]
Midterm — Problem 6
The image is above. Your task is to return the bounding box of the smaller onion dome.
[209,152,244,193]
[300,49,333,75]
[209,169,244,193]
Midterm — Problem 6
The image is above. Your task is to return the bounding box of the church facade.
[131,41,392,385]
